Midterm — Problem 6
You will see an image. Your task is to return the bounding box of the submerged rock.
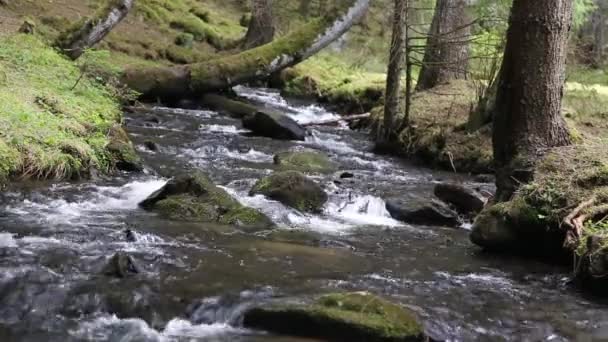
[434,183,486,215]
[274,150,337,174]
[386,198,460,227]
[242,111,307,141]
[103,252,140,278]
[140,172,274,229]
[250,171,328,213]
[243,292,425,341]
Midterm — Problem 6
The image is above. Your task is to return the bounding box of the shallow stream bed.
[0,87,606,341]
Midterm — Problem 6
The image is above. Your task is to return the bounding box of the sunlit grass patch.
[0,34,121,182]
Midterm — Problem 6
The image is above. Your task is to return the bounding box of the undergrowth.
[0,34,121,182]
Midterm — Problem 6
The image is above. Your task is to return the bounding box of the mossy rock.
[274,150,337,174]
[250,171,328,213]
[140,171,274,229]
[243,292,425,341]
[107,124,143,172]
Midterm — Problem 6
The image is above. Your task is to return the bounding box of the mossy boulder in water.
[140,172,274,229]
[250,171,327,213]
[434,183,486,215]
[386,198,460,227]
[274,150,337,174]
[107,124,144,172]
[242,111,307,141]
[243,292,425,341]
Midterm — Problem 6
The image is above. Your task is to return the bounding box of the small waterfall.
[326,195,402,227]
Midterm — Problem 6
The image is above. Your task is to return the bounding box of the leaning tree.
[56,0,134,60]
[122,0,371,102]
[492,0,573,201]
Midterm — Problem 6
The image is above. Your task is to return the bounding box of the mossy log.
[55,0,134,60]
[122,0,371,102]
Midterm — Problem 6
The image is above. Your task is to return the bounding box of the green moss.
[156,195,220,221]
[0,34,124,182]
[143,171,273,228]
[190,16,329,90]
[281,53,386,112]
[274,151,337,174]
[250,171,328,213]
[244,292,424,341]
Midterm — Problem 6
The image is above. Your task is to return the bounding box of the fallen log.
[303,113,370,127]
[122,0,370,102]
[56,0,134,60]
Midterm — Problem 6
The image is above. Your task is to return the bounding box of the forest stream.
[0,87,606,341]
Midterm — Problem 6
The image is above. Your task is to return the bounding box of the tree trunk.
[416,0,470,91]
[243,0,275,49]
[591,4,605,67]
[122,0,370,102]
[299,0,311,17]
[55,0,134,60]
[493,0,573,201]
[382,0,407,141]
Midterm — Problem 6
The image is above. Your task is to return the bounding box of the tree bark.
[243,0,275,49]
[55,0,134,60]
[122,0,371,102]
[382,0,407,141]
[299,0,311,18]
[591,2,605,66]
[493,0,573,201]
[416,0,470,91]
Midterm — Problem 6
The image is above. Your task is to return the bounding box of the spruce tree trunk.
[299,0,311,17]
[493,0,573,201]
[382,0,407,141]
[416,0,470,91]
[123,0,371,102]
[55,0,134,60]
[591,5,605,66]
[243,0,275,49]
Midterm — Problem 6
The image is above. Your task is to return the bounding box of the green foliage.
[0,34,122,182]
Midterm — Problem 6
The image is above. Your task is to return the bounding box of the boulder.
[469,206,519,250]
[434,183,486,214]
[274,150,337,174]
[386,198,460,227]
[103,252,139,278]
[107,124,144,172]
[242,111,307,141]
[243,292,425,342]
[250,171,328,213]
[140,172,274,229]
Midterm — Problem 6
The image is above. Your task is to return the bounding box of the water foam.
[200,124,250,134]
[182,146,273,164]
[233,86,341,125]
[5,179,167,225]
[72,315,247,341]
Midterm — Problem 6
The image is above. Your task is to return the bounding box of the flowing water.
[1,87,607,341]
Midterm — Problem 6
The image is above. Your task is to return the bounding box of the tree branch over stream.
[121,0,371,102]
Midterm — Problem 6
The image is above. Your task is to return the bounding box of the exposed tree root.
[563,197,608,248]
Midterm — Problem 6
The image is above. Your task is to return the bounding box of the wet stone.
[103,252,140,278]
[386,198,460,227]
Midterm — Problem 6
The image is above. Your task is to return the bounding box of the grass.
[281,53,386,112]
[0,34,122,182]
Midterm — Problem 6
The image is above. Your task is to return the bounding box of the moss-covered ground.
[0,34,125,182]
